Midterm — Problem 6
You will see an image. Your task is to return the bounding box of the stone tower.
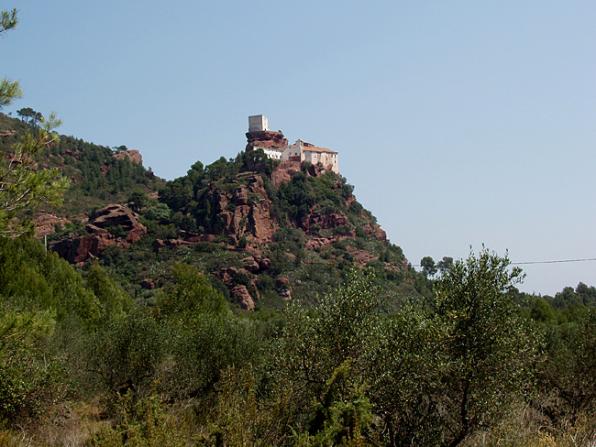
[248,115,269,132]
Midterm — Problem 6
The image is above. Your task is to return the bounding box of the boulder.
[90,204,147,243]
[51,230,115,265]
[242,256,260,273]
[275,276,292,301]
[231,285,255,311]
[51,204,147,264]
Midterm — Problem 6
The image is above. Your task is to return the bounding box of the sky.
[3,0,596,295]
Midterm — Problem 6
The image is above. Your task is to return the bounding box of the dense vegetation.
[0,239,593,446]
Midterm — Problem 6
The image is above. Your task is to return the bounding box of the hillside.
[0,112,428,310]
[0,112,163,215]
[0,113,593,446]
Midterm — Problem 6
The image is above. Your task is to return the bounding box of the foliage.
[537,306,595,424]
[433,248,541,446]
[86,262,133,320]
[16,107,43,127]
[0,6,21,109]
[0,237,100,323]
[90,310,164,396]
[0,308,64,423]
[89,391,186,447]
[421,255,437,277]
[156,264,228,317]
[0,113,69,237]
[365,308,446,445]
[300,360,375,446]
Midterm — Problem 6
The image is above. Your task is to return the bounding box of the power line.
[412,257,596,268]
[511,257,596,266]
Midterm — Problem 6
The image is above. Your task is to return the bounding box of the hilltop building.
[245,115,288,160]
[248,114,269,132]
[245,115,339,174]
[286,139,339,174]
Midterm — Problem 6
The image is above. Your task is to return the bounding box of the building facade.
[284,139,339,174]
[258,146,285,160]
[246,115,340,174]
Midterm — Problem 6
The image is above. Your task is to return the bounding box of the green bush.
[0,308,65,423]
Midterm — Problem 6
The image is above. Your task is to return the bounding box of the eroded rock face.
[305,237,335,250]
[362,223,387,241]
[302,211,350,234]
[51,229,115,264]
[212,175,277,244]
[347,247,378,266]
[51,204,147,264]
[113,149,143,165]
[271,160,301,187]
[91,204,147,243]
[245,130,288,150]
[34,213,70,238]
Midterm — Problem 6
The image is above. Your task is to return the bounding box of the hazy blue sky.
[3,1,596,294]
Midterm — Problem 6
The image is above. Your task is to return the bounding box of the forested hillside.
[0,113,163,216]
[0,112,594,446]
[1,111,427,311]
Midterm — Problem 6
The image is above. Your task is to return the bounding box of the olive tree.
[434,248,540,447]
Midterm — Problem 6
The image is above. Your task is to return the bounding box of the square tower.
[248,115,269,132]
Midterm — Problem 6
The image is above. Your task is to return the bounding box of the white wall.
[263,148,283,159]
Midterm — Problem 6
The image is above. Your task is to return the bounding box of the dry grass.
[0,399,110,447]
[463,402,596,447]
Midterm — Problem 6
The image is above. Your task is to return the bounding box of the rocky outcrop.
[271,160,301,187]
[241,255,271,273]
[305,237,333,250]
[302,211,352,235]
[51,224,121,264]
[230,285,255,311]
[34,213,70,238]
[113,149,143,165]
[90,204,147,242]
[347,247,378,266]
[275,276,291,301]
[245,130,287,150]
[52,204,146,264]
[216,266,260,310]
[362,223,387,241]
[212,174,277,244]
